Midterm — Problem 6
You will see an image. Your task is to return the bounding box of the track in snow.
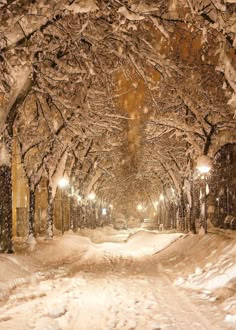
[0,254,232,330]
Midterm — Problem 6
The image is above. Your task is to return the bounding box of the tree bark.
[1,67,33,134]
[73,204,79,232]
[179,190,186,231]
[70,197,75,231]
[28,189,36,237]
[189,178,197,234]
[0,69,33,251]
[46,183,54,239]
[0,165,13,253]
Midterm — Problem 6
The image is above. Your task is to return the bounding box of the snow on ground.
[172,233,236,327]
[78,225,131,243]
[0,226,235,329]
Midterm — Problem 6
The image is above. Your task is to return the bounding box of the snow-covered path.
[0,228,235,329]
[0,266,228,330]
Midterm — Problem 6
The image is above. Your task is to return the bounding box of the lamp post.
[58,177,69,235]
[154,201,159,227]
[101,207,107,227]
[137,204,144,225]
[76,194,83,229]
[108,204,113,223]
[87,191,96,228]
[196,155,212,234]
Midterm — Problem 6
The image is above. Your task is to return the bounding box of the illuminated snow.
[0,227,235,329]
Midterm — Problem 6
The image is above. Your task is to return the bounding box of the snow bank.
[126,230,184,256]
[1,228,236,327]
[79,225,123,243]
[175,242,236,291]
[0,255,36,283]
[1,228,184,292]
[172,233,236,325]
[68,229,184,270]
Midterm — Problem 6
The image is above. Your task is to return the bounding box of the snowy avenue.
[0,0,236,329]
[0,228,236,329]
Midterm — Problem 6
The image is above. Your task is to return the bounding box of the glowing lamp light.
[198,165,211,174]
[160,194,164,201]
[102,208,107,215]
[77,195,82,202]
[154,201,159,210]
[137,204,143,211]
[196,155,212,174]
[58,177,69,188]
[88,192,96,201]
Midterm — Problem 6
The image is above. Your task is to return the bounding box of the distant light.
[137,204,143,211]
[102,208,107,215]
[77,195,82,202]
[58,177,69,188]
[88,192,96,201]
[154,201,159,210]
[160,194,164,201]
[143,106,149,114]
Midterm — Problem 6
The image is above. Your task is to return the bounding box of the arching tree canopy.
[0,0,236,213]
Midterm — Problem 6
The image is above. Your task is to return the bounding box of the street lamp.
[153,201,159,226]
[137,204,143,211]
[196,155,212,174]
[108,204,113,223]
[88,191,96,201]
[58,177,69,189]
[196,155,212,234]
[137,204,144,226]
[154,200,159,209]
[160,194,164,201]
[58,177,69,235]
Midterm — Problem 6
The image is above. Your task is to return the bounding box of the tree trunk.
[61,189,65,235]
[46,183,54,239]
[0,59,32,252]
[28,189,36,237]
[70,197,75,231]
[70,197,80,232]
[200,177,208,234]
[78,205,83,228]
[0,165,13,253]
[189,178,197,234]
[179,190,186,231]
[73,204,79,231]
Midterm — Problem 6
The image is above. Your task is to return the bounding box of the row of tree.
[0,0,236,251]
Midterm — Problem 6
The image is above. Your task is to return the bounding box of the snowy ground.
[0,226,236,329]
